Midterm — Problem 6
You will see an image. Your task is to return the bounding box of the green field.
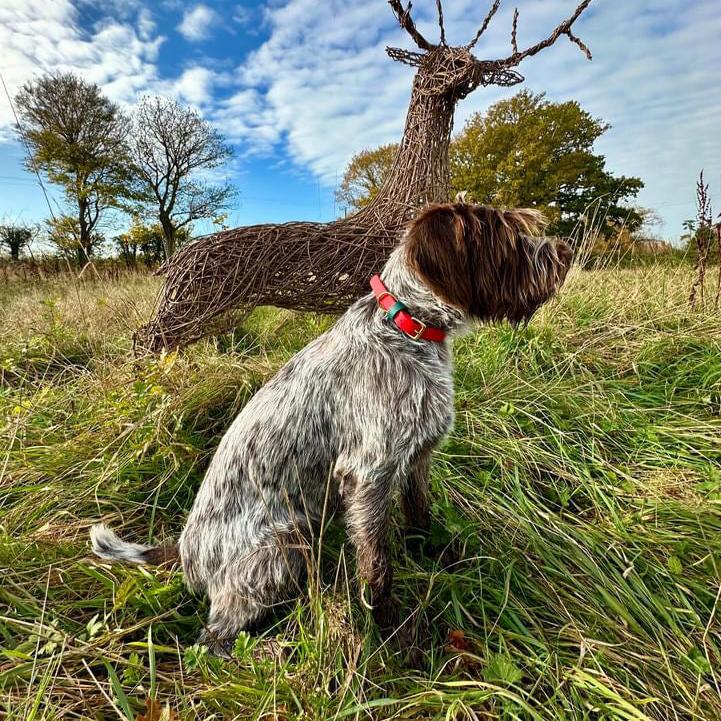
[1,262,721,720]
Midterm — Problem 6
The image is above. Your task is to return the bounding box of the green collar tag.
[386,300,407,322]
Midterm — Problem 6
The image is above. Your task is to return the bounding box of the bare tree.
[15,73,128,265]
[128,96,235,260]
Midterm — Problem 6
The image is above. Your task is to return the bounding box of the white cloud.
[232,5,252,26]
[0,0,164,138]
[213,87,282,153]
[137,7,156,39]
[0,2,225,128]
[174,66,216,105]
[177,4,218,43]
[213,0,413,173]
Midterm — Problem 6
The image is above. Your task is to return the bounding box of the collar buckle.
[410,319,427,341]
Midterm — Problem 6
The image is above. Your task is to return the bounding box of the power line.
[0,176,39,184]
[0,70,57,221]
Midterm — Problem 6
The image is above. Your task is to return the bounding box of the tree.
[115,218,191,267]
[335,144,397,212]
[46,215,104,260]
[339,91,644,241]
[451,91,644,239]
[127,96,235,260]
[15,73,129,264]
[0,224,35,260]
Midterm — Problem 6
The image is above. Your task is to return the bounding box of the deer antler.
[467,0,501,50]
[500,0,593,64]
[435,0,447,46]
[388,0,434,51]
[469,0,593,64]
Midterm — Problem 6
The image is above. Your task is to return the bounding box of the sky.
[0,0,719,243]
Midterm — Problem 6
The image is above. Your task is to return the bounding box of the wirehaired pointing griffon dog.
[92,202,572,654]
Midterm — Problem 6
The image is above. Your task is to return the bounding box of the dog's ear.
[404,204,473,311]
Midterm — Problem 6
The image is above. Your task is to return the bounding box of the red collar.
[370,275,447,343]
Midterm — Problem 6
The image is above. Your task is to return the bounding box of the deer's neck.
[361,75,456,224]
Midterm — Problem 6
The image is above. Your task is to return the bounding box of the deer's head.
[387,0,593,101]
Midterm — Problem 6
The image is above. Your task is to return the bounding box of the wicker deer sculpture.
[135,0,593,352]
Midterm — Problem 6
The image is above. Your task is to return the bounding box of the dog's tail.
[90,524,179,566]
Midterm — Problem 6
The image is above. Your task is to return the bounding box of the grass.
[1,261,720,720]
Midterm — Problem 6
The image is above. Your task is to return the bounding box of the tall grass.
[1,260,720,720]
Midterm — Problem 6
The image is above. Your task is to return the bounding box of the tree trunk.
[77,198,91,265]
[160,216,176,261]
[10,241,20,261]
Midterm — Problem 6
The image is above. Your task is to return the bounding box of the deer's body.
[136,1,592,352]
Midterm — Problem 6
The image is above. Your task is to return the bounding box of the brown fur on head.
[404,203,572,324]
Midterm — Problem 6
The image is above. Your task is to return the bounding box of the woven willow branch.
[135,1,592,353]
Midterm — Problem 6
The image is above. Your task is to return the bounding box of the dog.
[91,202,572,655]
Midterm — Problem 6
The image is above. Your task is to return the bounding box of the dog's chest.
[419,363,455,439]
[392,349,455,445]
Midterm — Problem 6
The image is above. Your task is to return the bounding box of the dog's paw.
[197,630,235,659]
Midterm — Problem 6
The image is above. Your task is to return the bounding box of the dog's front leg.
[401,450,434,562]
[402,449,458,566]
[401,450,432,535]
[344,467,397,630]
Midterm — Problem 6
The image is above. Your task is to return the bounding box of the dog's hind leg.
[198,525,310,656]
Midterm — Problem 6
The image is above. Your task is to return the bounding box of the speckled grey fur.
[180,245,464,640]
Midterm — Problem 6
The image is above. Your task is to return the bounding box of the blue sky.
[0,0,719,242]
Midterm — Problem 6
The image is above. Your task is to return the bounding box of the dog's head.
[404,203,572,324]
